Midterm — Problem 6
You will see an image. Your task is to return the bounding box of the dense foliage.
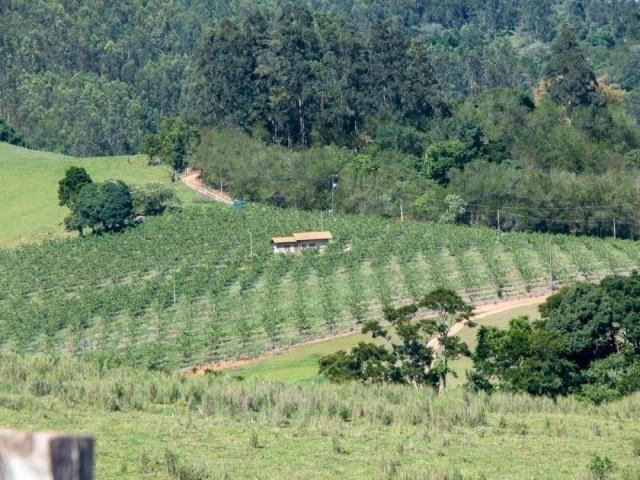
[58,168,177,235]
[187,10,445,147]
[0,119,24,146]
[2,1,640,155]
[57,166,93,209]
[320,289,474,390]
[4,1,640,238]
[141,117,200,172]
[470,274,640,401]
[1,202,640,369]
[71,181,135,234]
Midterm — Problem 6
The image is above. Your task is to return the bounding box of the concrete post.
[0,430,94,480]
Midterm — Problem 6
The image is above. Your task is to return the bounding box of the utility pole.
[219,165,223,192]
[549,238,554,292]
[400,200,404,222]
[497,209,501,232]
[330,174,338,214]
[613,218,617,239]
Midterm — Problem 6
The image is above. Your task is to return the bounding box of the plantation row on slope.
[2,203,640,369]
[1,354,639,479]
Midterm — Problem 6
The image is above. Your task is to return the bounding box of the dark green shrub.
[588,455,616,480]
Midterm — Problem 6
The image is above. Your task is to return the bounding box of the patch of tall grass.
[1,353,638,428]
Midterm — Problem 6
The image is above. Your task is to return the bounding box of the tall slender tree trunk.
[298,97,306,147]
[442,352,448,391]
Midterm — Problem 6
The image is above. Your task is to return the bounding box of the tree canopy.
[470,273,640,401]
[3,1,640,155]
[73,181,134,234]
[319,289,474,390]
[544,25,604,112]
[58,166,93,208]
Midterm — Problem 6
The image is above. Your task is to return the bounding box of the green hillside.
[0,142,197,246]
[2,201,640,370]
[1,353,638,479]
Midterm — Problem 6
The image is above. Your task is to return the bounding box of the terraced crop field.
[2,202,639,369]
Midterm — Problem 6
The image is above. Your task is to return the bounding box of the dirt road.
[186,294,548,376]
[182,169,234,204]
[426,294,547,351]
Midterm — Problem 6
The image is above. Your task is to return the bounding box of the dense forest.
[3,0,640,236]
[2,0,640,155]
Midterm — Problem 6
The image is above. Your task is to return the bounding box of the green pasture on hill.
[0,142,198,246]
[230,303,543,385]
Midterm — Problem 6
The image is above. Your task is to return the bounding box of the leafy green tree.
[131,183,179,217]
[70,181,133,234]
[319,301,438,386]
[420,140,468,184]
[420,288,475,390]
[144,118,200,172]
[411,183,447,222]
[58,167,93,208]
[140,134,162,165]
[544,25,603,113]
[401,41,444,126]
[472,275,640,400]
[581,350,640,403]
[600,272,640,353]
[0,118,24,146]
[98,181,135,232]
[320,289,474,390]
[439,194,468,224]
[188,18,256,127]
[318,343,396,384]
[471,316,578,397]
[544,283,618,368]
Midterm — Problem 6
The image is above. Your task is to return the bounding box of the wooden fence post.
[0,430,94,480]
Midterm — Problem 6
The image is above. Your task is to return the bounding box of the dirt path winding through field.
[186,294,548,376]
[426,294,547,351]
[182,169,234,204]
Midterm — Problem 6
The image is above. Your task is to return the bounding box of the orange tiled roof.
[272,231,333,244]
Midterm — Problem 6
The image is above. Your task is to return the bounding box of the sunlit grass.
[0,142,199,246]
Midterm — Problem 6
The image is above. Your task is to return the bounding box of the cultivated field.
[2,199,639,370]
[0,142,197,246]
[0,354,638,480]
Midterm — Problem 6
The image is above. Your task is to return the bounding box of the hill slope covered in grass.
[0,142,197,246]
[1,354,639,479]
[2,202,640,370]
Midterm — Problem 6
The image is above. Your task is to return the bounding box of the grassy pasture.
[0,354,638,480]
[0,142,197,246]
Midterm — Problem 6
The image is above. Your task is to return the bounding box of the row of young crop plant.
[2,203,635,301]
[2,204,640,366]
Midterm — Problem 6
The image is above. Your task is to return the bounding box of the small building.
[272,231,333,254]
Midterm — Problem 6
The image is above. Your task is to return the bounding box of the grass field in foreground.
[0,142,198,246]
[230,303,543,385]
[1,354,639,480]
